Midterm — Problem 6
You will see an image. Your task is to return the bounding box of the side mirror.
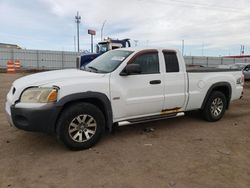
[120,64,141,76]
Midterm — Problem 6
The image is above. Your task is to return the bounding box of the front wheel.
[56,103,105,150]
[202,91,227,122]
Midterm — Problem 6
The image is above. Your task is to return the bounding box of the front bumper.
[5,102,61,133]
[5,101,14,127]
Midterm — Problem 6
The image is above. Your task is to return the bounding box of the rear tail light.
[237,75,244,86]
[240,74,245,86]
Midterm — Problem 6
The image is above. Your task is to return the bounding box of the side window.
[244,65,250,71]
[130,52,159,74]
[163,51,179,72]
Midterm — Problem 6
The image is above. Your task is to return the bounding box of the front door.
[110,50,164,120]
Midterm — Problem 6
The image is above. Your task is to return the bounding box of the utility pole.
[240,45,245,55]
[75,11,81,52]
[101,20,106,41]
[182,40,184,55]
[74,35,76,52]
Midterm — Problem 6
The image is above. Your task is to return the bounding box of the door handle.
[149,80,161,85]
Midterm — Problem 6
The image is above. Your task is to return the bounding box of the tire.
[202,91,227,122]
[111,122,119,134]
[56,102,105,150]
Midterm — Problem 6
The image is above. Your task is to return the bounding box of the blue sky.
[0,0,250,56]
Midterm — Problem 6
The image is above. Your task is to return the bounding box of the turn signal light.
[47,89,58,102]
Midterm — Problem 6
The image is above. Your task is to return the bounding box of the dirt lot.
[0,73,250,188]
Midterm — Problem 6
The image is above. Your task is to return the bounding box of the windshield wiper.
[86,66,108,73]
[87,66,99,72]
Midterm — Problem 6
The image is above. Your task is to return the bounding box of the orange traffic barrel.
[6,60,16,73]
[14,60,21,70]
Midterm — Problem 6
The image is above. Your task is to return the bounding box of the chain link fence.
[0,47,250,70]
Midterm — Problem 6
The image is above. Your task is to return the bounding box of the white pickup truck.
[5,48,244,150]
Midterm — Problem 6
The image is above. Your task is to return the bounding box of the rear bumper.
[234,85,244,100]
[240,90,244,99]
[6,102,61,133]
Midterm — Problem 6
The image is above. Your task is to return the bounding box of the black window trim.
[125,49,160,75]
[162,50,180,73]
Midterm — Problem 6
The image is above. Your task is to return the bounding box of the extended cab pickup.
[5,48,244,150]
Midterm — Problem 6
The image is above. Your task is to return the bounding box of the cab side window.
[163,51,179,72]
[130,52,159,74]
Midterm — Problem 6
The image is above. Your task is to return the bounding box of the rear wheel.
[56,103,105,150]
[202,91,227,122]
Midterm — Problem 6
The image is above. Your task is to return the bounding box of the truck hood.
[13,69,104,89]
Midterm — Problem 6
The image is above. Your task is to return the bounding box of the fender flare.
[56,91,113,132]
[201,82,232,109]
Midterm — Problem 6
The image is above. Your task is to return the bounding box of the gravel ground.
[0,73,250,188]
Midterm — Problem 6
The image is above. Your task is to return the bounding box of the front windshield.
[84,50,134,73]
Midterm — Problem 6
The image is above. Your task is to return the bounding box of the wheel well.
[202,84,232,110]
[55,98,110,132]
[213,86,230,107]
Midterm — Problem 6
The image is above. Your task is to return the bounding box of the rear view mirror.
[120,64,141,76]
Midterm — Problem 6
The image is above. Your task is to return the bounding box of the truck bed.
[186,66,239,72]
[185,67,243,111]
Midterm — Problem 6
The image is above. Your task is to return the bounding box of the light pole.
[75,11,81,52]
[101,20,106,41]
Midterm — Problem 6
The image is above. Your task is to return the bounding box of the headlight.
[20,87,58,103]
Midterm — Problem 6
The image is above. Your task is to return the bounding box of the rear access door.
[161,50,188,113]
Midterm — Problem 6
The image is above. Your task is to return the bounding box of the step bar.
[118,112,185,126]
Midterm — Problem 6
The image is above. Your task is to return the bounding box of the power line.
[168,0,247,12]
[154,0,250,13]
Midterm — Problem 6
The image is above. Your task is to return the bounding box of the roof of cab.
[114,47,179,53]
